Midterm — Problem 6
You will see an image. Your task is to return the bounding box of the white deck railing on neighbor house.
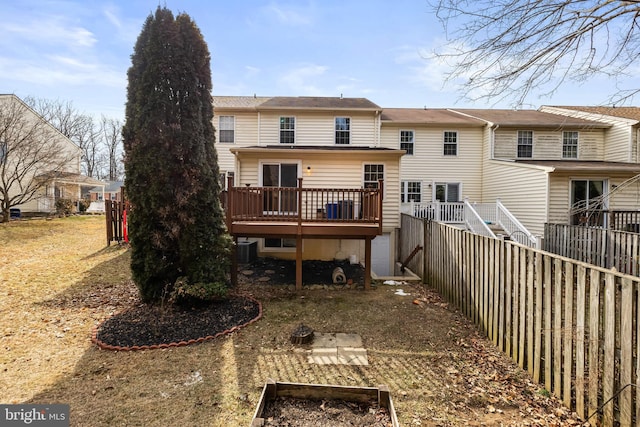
[464,199,495,239]
[404,199,538,248]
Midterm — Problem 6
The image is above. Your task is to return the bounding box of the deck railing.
[226,178,382,230]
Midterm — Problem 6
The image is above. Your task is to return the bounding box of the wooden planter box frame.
[251,379,399,426]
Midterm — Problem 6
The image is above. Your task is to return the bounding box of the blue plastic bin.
[326,203,339,219]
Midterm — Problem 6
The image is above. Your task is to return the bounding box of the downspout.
[374,110,381,147]
[257,111,261,146]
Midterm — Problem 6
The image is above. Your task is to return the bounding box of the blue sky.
[0,0,628,120]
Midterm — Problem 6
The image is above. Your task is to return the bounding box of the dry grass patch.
[1,217,578,426]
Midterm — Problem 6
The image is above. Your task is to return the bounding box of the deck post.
[365,236,372,290]
[296,235,303,290]
[231,235,238,286]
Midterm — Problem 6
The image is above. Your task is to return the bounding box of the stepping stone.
[335,333,363,348]
[307,332,368,365]
[338,347,369,366]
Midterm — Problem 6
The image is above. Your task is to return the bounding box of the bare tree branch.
[0,96,77,222]
[429,0,640,106]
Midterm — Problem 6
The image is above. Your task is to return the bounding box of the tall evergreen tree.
[123,7,230,304]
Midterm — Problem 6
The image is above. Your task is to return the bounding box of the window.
[364,164,384,189]
[335,117,350,144]
[280,117,295,144]
[435,183,460,202]
[571,179,605,226]
[400,130,414,155]
[563,131,578,159]
[401,181,421,202]
[264,238,297,249]
[218,116,235,143]
[517,130,533,158]
[443,131,457,156]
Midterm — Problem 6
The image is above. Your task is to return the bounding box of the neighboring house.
[379,108,486,211]
[214,96,640,281]
[213,96,404,280]
[449,109,640,235]
[89,180,124,202]
[0,94,105,217]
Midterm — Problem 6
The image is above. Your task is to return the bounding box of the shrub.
[55,198,74,216]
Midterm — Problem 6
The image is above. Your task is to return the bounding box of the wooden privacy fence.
[105,200,128,245]
[401,214,640,426]
[544,223,640,276]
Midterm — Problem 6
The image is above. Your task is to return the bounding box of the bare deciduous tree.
[24,96,123,180]
[101,116,124,181]
[0,96,77,222]
[429,0,640,106]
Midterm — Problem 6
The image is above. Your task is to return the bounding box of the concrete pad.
[312,332,337,348]
[338,347,369,366]
[308,348,339,365]
[335,333,363,348]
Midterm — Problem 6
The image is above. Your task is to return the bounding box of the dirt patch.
[261,397,392,426]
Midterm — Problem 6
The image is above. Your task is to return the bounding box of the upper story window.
[335,117,350,144]
[563,131,578,159]
[400,130,414,155]
[401,181,421,202]
[364,164,384,189]
[517,130,533,158]
[218,116,235,143]
[280,117,295,144]
[443,131,458,156]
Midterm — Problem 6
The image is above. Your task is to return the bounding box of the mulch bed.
[93,258,362,350]
[93,296,261,350]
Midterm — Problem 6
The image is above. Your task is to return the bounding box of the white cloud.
[264,2,313,26]
[0,18,96,48]
[278,64,329,95]
[102,3,143,44]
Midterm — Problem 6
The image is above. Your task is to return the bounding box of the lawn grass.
[0,216,576,426]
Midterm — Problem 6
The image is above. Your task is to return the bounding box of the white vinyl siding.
[215,112,261,174]
[233,151,401,230]
[540,106,634,162]
[482,159,550,236]
[258,112,377,146]
[494,128,604,160]
[382,125,484,202]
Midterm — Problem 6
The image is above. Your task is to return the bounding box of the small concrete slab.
[312,332,337,348]
[308,348,340,365]
[335,333,363,348]
[307,332,368,366]
[338,347,369,366]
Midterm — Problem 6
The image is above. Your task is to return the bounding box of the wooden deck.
[226,178,383,289]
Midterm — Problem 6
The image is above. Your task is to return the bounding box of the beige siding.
[541,106,634,162]
[381,125,484,201]
[493,128,604,160]
[214,112,260,174]
[257,112,377,146]
[482,160,550,236]
[235,151,401,231]
[548,172,640,224]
